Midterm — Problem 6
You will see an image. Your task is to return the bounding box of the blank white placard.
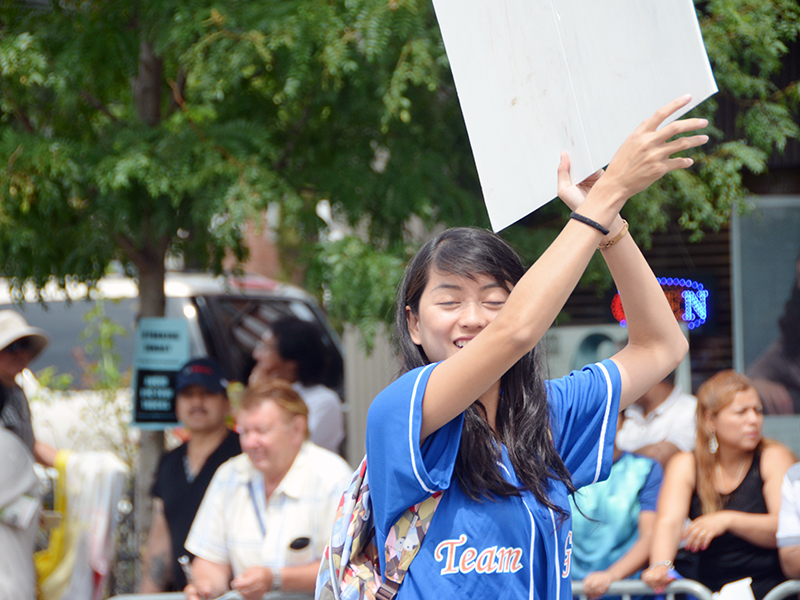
[431,0,718,231]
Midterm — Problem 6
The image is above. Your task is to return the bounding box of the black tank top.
[688,449,785,600]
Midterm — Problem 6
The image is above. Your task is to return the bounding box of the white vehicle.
[1,272,344,454]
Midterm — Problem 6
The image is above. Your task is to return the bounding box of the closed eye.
[239,427,272,436]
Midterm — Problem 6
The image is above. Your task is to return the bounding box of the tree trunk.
[131,37,167,589]
[132,40,163,127]
[138,260,167,319]
[133,254,168,590]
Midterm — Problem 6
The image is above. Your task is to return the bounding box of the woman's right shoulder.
[666,450,695,467]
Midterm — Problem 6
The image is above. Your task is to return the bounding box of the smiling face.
[406,270,510,364]
[705,387,763,452]
[238,399,306,483]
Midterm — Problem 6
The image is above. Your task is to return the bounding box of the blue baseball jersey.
[366,359,621,600]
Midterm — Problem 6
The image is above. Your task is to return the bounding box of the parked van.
[0,272,344,452]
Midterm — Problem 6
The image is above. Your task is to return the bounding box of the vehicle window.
[199,296,343,394]
[1,298,139,389]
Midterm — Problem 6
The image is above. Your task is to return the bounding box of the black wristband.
[569,212,610,235]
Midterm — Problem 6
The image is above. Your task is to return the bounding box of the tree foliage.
[1,0,799,338]
[0,0,478,320]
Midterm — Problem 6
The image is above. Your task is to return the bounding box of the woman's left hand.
[642,563,673,594]
[557,152,604,211]
[682,511,732,552]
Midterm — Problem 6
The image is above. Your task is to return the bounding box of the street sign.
[132,317,190,427]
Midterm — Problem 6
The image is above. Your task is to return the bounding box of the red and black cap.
[175,358,228,395]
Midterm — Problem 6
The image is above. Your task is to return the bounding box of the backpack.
[315,456,443,600]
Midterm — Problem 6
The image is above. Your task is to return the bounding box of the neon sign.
[611,277,709,330]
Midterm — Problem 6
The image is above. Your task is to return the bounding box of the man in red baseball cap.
[139,357,241,593]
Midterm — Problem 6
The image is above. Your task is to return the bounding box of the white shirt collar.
[625,384,684,421]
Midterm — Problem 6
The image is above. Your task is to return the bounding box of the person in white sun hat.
[0,310,57,466]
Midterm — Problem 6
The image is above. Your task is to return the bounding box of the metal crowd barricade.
[109,581,800,600]
[572,578,715,600]
[763,580,800,600]
[108,595,185,600]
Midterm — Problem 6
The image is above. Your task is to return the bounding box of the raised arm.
[597,219,688,411]
[557,102,701,410]
[418,95,707,439]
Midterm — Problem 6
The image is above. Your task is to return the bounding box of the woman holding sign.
[333,95,709,600]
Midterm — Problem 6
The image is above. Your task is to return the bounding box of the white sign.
[134,318,189,369]
[431,0,718,231]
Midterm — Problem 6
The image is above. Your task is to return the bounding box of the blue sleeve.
[546,359,621,488]
[366,363,464,537]
[637,459,664,512]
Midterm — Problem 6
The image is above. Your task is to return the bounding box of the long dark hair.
[394,227,576,514]
[270,317,326,386]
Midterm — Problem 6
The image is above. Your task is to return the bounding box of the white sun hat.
[0,310,49,360]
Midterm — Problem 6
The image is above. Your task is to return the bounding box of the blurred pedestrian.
[777,461,800,578]
[0,310,57,466]
[184,380,351,600]
[747,253,800,414]
[0,427,41,600]
[617,371,697,467]
[139,358,241,592]
[571,415,663,599]
[250,316,345,453]
[644,370,795,600]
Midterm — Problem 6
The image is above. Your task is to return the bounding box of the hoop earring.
[708,430,718,454]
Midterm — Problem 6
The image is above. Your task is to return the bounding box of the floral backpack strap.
[317,456,376,600]
[316,456,442,600]
[378,489,443,599]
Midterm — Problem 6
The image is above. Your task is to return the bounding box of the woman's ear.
[406,306,422,345]
[702,411,716,435]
